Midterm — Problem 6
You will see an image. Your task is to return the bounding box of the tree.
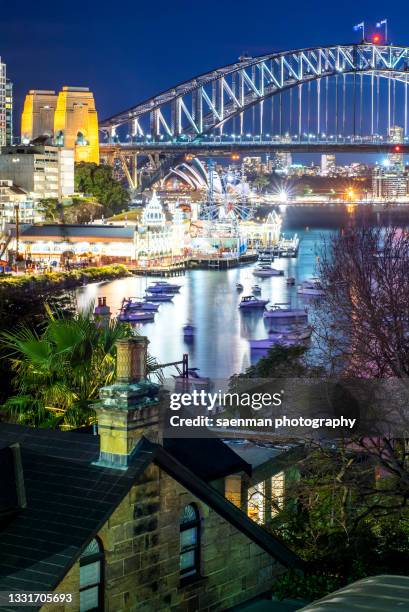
[39,198,62,222]
[0,305,157,428]
[75,162,130,215]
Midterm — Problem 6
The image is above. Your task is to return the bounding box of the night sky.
[1,0,408,126]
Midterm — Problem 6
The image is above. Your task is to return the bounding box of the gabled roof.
[0,423,304,609]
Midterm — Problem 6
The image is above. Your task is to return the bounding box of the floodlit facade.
[21,90,58,142]
[54,86,99,164]
[372,163,408,200]
[0,144,74,200]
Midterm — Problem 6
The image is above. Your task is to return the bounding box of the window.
[271,472,285,518]
[247,481,265,524]
[180,504,200,580]
[79,538,104,611]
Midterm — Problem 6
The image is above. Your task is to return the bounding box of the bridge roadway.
[100,140,408,156]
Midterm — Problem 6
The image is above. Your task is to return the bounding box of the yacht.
[121,298,159,312]
[118,310,155,323]
[147,281,181,293]
[297,278,325,296]
[145,292,174,302]
[239,295,269,310]
[263,304,308,323]
[253,266,284,278]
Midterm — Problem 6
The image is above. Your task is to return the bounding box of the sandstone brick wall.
[100,464,285,611]
[43,463,286,612]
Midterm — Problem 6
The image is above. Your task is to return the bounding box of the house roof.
[17,224,135,241]
[0,423,304,610]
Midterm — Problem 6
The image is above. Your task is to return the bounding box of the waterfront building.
[320,154,336,176]
[0,180,42,228]
[21,90,58,142]
[5,79,13,145]
[54,86,99,164]
[0,144,74,200]
[0,337,303,611]
[0,58,7,147]
[243,155,263,174]
[137,191,188,261]
[12,224,136,264]
[372,162,408,200]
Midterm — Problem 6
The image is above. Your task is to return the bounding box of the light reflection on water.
[76,227,322,379]
[76,204,409,379]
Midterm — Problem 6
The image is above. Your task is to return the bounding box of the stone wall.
[100,464,285,611]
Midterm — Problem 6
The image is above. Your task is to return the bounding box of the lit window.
[79,538,104,611]
[271,472,285,517]
[180,504,200,580]
[247,481,265,524]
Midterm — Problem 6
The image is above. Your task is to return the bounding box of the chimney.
[94,297,111,329]
[94,336,161,469]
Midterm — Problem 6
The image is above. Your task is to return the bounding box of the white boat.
[263,305,308,323]
[239,295,269,310]
[122,298,159,312]
[297,278,325,296]
[236,283,244,291]
[286,277,296,285]
[252,284,261,294]
[173,368,211,391]
[145,292,174,302]
[269,325,312,342]
[258,247,275,263]
[249,336,299,350]
[253,265,284,278]
[118,310,155,322]
[147,281,181,293]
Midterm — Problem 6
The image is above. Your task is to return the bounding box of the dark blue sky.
[1,0,408,125]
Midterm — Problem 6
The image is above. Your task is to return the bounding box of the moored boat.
[147,281,181,293]
[263,304,308,323]
[297,278,325,296]
[122,298,159,312]
[252,284,261,294]
[253,265,284,277]
[118,310,155,322]
[145,292,174,302]
[239,295,269,310]
[183,324,195,337]
[236,282,244,291]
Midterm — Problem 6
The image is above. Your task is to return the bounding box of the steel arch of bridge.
[100,43,409,139]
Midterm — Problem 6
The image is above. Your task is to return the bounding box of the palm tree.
[1,305,158,429]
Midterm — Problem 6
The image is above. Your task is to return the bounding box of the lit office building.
[388,125,404,168]
[272,151,292,173]
[5,79,13,145]
[0,144,74,200]
[372,163,408,200]
[320,154,336,176]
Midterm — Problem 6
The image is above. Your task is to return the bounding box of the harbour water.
[76,204,409,380]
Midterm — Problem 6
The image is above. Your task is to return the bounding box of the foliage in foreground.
[1,306,130,428]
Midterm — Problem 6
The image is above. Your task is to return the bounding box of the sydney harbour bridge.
[99,42,409,190]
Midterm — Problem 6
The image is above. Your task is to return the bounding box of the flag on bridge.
[376,19,387,27]
[353,22,365,31]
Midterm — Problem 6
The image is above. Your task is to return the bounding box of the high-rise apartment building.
[321,154,336,176]
[0,144,74,200]
[21,90,58,142]
[0,58,7,147]
[372,163,408,200]
[5,79,13,145]
[388,125,404,168]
